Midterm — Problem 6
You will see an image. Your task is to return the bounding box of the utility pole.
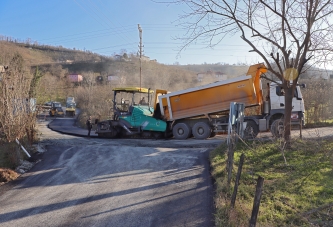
[138,24,143,91]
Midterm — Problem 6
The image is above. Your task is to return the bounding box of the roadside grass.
[304,107,333,127]
[305,120,333,128]
[0,141,21,169]
[0,137,37,169]
[210,138,333,226]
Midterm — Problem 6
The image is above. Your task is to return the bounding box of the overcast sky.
[0,0,261,65]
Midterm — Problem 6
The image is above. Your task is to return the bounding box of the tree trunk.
[284,85,293,147]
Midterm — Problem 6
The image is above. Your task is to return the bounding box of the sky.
[0,0,261,66]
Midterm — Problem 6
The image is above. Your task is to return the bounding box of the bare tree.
[0,54,34,143]
[170,0,333,144]
[83,71,97,107]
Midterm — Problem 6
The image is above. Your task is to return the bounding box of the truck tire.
[192,122,211,139]
[244,121,259,139]
[270,119,284,138]
[173,123,191,140]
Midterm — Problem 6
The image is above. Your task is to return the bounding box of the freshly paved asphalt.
[47,115,333,142]
[48,117,98,138]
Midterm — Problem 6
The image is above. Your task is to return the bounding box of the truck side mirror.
[95,119,99,124]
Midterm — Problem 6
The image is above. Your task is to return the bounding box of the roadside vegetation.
[0,50,41,172]
[302,79,333,127]
[210,138,333,226]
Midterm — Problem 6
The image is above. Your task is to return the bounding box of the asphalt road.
[0,119,217,227]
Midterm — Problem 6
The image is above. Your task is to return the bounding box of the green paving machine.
[95,87,167,138]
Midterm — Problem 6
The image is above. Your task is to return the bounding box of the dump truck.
[66,97,75,104]
[95,63,305,139]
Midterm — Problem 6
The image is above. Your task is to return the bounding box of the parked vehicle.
[66,97,75,104]
[95,63,305,139]
[65,97,76,116]
[44,101,53,106]
[49,102,63,117]
[95,87,166,138]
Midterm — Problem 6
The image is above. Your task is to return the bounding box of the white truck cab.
[256,82,306,137]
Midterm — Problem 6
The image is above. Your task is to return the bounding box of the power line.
[39,26,135,43]
[72,0,107,29]
[72,0,134,44]
[94,0,135,43]
[84,0,134,43]
[91,42,138,51]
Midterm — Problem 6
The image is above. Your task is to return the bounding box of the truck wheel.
[173,123,191,140]
[244,121,259,139]
[270,119,284,138]
[192,122,211,139]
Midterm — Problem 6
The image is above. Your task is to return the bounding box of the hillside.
[0,41,105,65]
[0,40,251,81]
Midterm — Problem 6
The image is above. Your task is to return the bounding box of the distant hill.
[2,39,332,83]
[178,63,250,79]
[0,41,106,66]
[0,40,250,74]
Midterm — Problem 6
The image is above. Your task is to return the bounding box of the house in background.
[67,74,83,83]
[107,75,120,82]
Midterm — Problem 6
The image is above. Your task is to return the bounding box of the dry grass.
[0,168,19,183]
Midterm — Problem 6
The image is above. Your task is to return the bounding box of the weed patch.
[0,168,19,183]
[210,139,333,226]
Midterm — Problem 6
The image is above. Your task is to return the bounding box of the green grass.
[305,121,333,128]
[304,106,333,126]
[210,138,333,227]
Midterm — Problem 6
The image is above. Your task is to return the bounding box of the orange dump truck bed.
[158,63,267,121]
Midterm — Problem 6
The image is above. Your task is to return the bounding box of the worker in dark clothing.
[86,116,93,137]
[139,97,146,105]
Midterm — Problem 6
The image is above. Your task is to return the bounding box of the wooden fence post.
[299,118,302,140]
[227,138,234,186]
[231,153,245,207]
[249,176,264,227]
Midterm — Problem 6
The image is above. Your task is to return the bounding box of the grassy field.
[210,138,333,226]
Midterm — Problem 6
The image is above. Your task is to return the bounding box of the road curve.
[47,117,225,148]
[0,120,216,227]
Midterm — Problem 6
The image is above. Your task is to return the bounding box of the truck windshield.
[276,86,298,98]
[53,103,61,107]
[115,92,151,106]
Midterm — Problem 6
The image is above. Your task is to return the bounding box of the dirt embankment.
[0,144,45,185]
